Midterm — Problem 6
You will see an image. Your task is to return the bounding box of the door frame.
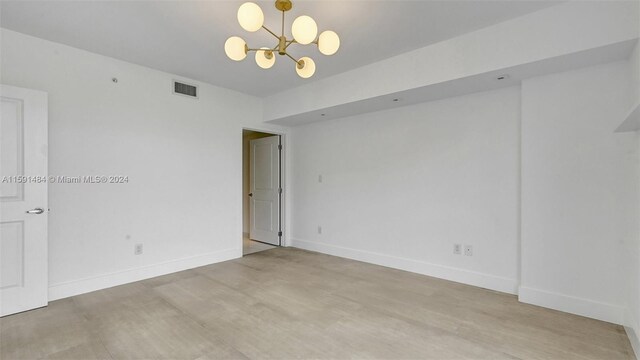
[241,127,287,250]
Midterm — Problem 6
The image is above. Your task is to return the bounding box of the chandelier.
[224,0,340,78]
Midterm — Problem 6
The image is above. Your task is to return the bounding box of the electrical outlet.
[453,244,461,255]
[134,243,143,255]
[464,245,473,256]
[318,175,323,183]
[317,226,322,235]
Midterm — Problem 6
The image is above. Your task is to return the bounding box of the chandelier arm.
[261,25,280,40]
[284,39,297,50]
[281,10,285,37]
[284,52,299,64]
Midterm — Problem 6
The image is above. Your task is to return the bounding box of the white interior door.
[249,136,280,246]
[0,85,48,316]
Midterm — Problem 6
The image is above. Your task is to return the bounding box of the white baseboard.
[48,247,241,301]
[518,286,625,325]
[291,238,518,295]
[625,326,640,360]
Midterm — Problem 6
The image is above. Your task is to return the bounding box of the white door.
[249,136,280,246]
[0,85,48,316]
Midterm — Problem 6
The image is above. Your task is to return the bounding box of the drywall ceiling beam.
[264,1,639,125]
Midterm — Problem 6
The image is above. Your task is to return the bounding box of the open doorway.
[242,129,283,255]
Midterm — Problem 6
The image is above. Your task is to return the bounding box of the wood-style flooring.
[0,248,635,359]
[243,237,276,255]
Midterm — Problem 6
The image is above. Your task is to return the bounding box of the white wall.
[627,39,640,353]
[633,42,640,102]
[631,5,640,350]
[291,87,521,294]
[520,61,638,324]
[0,29,289,299]
[634,36,640,355]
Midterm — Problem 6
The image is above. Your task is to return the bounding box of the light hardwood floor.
[1,248,635,359]
[243,236,276,255]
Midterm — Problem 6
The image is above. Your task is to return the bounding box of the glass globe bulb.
[224,36,247,61]
[255,48,275,69]
[296,57,316,78]
[237,2,264,32]
[291,16,318,45]
[318,30,340,56]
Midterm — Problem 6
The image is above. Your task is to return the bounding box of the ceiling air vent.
[173,80,198,99]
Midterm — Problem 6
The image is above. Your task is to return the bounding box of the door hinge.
[278,231,283,237]
[278,144,283,150]
[278,188,283,194]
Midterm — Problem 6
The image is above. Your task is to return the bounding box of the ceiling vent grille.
[173,80,198,99]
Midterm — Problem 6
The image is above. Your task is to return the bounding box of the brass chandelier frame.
[243,0,312,70]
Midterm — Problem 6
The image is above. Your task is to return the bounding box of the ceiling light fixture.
[224,0,340,78]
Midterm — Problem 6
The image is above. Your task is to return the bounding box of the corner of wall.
[626,298,640,357]
[625,324,640,360]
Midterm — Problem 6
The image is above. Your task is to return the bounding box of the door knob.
[248,193,253,197]
[25,208,45,214]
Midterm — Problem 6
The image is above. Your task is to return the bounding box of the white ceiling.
[0,0,560,97]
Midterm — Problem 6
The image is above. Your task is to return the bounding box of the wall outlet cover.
[464,245,473,256]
